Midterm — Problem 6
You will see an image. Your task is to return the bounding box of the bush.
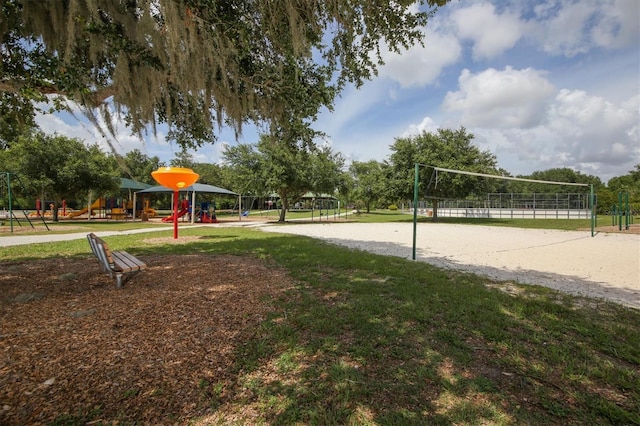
[388,204,398,210]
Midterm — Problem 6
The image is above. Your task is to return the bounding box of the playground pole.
[151,167,199,239]
[172,190,179,238]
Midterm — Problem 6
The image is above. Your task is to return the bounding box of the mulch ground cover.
[1,252,294,425]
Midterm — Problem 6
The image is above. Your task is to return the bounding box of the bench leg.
[116,273,123,288]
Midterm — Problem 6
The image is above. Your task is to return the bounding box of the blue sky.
[37,0,639,183]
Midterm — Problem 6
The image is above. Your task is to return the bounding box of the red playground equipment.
[162,198,191,222]
[196,201,218,223]
[198,210,218,223]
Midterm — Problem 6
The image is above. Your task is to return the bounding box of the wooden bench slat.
[112,251,146,272]
[115,250,146,267]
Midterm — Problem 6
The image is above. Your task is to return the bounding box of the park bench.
[87,233,147,288]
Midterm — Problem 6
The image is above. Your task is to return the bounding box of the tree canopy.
[223,136,344,221]
[605,164,640,212]
[119,149,164,185]
[385,128,499,202]
[0,131,119,220]
[349,160,386,213]
[514,168,604,193]
[1,0,449,149]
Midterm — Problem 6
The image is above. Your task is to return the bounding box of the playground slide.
[143,207,157,217]
[162,208,189,222]
[66,198,105,218]
[198,211,218,223]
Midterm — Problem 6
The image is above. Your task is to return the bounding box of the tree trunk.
[433,198,439,219]
[278,194,288,222]
[52,201,59,222]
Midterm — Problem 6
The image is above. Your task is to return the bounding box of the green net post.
[590,184,595,237]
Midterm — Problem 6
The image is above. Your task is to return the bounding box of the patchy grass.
[2,226,639,424]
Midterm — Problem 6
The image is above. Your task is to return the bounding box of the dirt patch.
[142,235,203,245]
[0,254,296,424]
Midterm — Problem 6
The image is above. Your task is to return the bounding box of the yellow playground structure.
[66,198,106,218]
[27,195,157,220]
[141,199,157,218]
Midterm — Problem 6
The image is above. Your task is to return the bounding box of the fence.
[407,193,592,219]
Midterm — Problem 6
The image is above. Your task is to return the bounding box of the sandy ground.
[262,222,640,310]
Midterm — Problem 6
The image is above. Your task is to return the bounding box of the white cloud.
[401,116,439,137]
[442,66,556,128]
[193,139,233,165]
[36,113,93,141]
[458,89,639,180]
[473,128,547,166]
[451,1,525,60]
[35,101,167,159]
[532,0,640,57]
[547,89,639,165]
[601,0,640,48]
[377,29,461,87]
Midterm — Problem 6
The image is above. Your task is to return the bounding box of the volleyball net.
[411,165,595,260]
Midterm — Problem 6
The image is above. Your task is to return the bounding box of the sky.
[36,0,640,184]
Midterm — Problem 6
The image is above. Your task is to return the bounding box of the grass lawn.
[1,221,639,425]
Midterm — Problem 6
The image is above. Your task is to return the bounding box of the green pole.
[618,192,623,231]
[590,184,594,237]
[412,163,419,261]
[593,190,597,228]
[625,192,629,230]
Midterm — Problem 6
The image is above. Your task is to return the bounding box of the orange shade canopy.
[151,167,200,191]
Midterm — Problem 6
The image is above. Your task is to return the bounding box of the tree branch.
[0,80,114,107]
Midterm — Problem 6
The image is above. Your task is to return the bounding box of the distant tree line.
[1,128,637,221]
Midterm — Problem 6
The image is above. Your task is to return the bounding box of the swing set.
[0,171,49,232]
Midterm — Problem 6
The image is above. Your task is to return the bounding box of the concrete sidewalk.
[0,220,271,247]
[0,227,176,247]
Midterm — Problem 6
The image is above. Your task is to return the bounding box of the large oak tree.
[349,160,386,213]
[386,127,499,217]
[223,136,344,222]
[1,0,449,149]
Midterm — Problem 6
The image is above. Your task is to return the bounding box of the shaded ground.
[0,249,294,425]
